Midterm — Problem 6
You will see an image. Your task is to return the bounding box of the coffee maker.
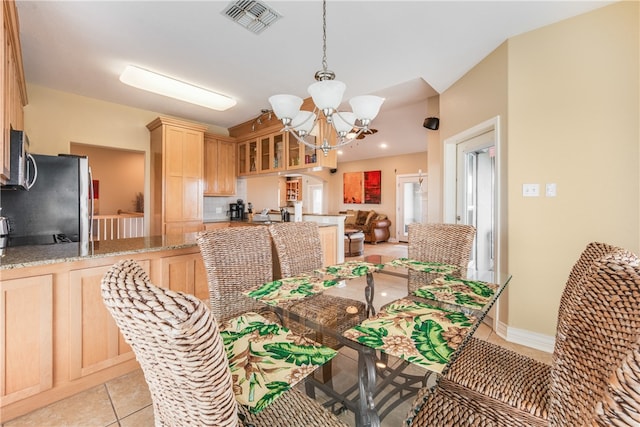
[229,199,245,221]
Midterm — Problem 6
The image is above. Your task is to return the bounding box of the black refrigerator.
[1,154,92,247]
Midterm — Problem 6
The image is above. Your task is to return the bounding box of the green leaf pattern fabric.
[220,312,337,413]
[315,260,385,278]
[243,276,339,306]
[343,298,475,373]
[412,275,499,310]
[385,258,460,274]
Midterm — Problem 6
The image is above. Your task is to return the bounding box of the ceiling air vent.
[222,0,282,34]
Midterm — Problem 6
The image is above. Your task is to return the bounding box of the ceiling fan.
[356,128,378,140]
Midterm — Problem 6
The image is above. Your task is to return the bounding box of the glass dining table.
[243,255,512,427]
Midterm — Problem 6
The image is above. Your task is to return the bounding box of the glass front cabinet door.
[238,139,259,176]
[259,132,286,173]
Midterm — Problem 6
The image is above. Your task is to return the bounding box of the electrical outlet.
[215,207,222,213]
[522,183,540,197]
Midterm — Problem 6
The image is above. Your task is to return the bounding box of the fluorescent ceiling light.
[120,65,236,111]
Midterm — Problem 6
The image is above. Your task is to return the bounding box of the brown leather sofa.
[342,209,391,244]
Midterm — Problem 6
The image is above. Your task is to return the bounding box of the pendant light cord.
[321,0,328,73]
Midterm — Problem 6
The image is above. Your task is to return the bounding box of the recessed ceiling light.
[337,150,344,155]
[120,65,236,111]
[380,143,388,149]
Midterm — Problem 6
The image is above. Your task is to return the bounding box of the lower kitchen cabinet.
[318,225,337,266]
[1,275,53,406]
[0,245,208,423]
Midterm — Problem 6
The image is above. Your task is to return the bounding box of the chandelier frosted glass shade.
[291,111,317,134]
[268,95,303,122]
[307,80,346,111]
[349,95,385,122]
[333,112,356,134]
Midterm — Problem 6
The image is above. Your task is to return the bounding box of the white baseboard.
[504,325,555,354]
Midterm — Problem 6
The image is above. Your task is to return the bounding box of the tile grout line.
[103,383,121,426]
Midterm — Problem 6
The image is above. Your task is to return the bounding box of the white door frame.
[395,173,427,242]
[444,116,504,332]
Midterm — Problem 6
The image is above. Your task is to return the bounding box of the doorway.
[443,116,503,330]
[396,173,428,242]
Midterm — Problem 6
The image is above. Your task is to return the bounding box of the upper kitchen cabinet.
[258,131,286,174]
[286,130,337,170]
[237,138,259,176]
[147,117,207,235]
[237,131,286,177]
[2,1,28,184]
[204,133,237,196]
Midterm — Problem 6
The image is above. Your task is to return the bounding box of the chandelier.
[268,0,385,156]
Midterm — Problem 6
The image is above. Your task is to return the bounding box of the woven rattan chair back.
[269,222,324,277]
[557,241,623,326]
[407,223,476,269]
[197,226,273,322]
[548,250,640,425]
[101,259,238,427]
[593,333,640,424]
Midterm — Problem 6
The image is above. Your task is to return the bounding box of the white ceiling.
[16,1,612,163]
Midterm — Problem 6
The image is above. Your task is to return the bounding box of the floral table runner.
[221,312,337,413]
[243,276,339,306]
[412,275,500,311]
[343,298,476,373]
[384,258,460,274]
[315,260,385,278]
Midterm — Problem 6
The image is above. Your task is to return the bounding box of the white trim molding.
[505,325,555,354]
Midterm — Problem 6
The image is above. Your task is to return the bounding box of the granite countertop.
[0,233,199,270]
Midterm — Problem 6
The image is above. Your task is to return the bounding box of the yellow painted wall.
[70,144,144,215]
[23,84,227,220]
[507,1,639,335]
[440,1,638,337]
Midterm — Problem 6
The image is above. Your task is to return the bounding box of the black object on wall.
[423,117,439,130]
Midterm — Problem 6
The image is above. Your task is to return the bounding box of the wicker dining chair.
[406,223,476,290]
[197,226,275,322]
[101,259,347,427]
[268,222,367,338]
[442,242,625,419]
[405,248,640,426]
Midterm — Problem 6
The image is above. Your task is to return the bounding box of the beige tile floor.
[4,242,551,427]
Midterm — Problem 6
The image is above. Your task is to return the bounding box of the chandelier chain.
[321,0,328,73]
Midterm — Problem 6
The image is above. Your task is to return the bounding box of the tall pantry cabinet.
[147,117,207,235]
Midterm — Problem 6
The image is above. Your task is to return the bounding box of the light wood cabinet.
[237,138,259,176]
[157,252,208,302]
[0,245,208,422]
[68,264,143,380]
[258,131,286,173]
[148,117,207,235]
[204,133,237,196]
[1,1,28,184]
[285,178,302,202]
[318,225,338,266]
[1,275,53,406]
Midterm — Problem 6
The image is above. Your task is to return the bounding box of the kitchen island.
[0,221,342,422]
[0,234,208,422]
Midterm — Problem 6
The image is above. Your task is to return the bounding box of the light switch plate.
[546,183,557,197]
[522,183,540,197]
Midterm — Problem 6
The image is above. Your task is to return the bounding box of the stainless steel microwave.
[2,129,37,190]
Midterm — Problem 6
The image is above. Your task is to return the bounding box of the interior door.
[396,173,427,242]
[456,130,495,271]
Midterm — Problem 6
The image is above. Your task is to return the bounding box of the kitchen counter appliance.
[1,154,92,247]
[3,129,37,190]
